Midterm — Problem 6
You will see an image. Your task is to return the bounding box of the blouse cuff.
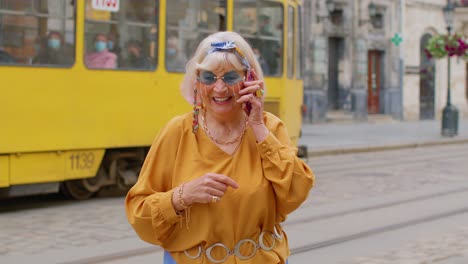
[256,132,282,159]
[151,190,180,224]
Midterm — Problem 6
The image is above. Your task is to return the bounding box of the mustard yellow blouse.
[125,112,314,264]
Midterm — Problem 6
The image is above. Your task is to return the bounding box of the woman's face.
[198,66,245,117]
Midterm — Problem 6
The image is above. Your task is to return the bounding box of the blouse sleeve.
[257,114,315,223]
[125,116,183,247]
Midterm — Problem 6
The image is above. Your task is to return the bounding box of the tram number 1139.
[69,152,95,170]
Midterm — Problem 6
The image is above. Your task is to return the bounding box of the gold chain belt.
[184,225,284,263]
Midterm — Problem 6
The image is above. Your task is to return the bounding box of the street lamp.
[326,0,335,14]
[317,0,336,22]
[368,2,377,17]
[441,0,459,137]
[359,1,382,28]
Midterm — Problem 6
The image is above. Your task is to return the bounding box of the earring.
[192,84,200,134]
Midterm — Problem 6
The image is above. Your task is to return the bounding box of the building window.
[330,9,343,26]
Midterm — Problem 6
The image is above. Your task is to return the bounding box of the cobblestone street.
[345,227,468,264]
[302,144,467,207]
[1,143,468,263]
[288,143,468,264]
[0,197,133,257]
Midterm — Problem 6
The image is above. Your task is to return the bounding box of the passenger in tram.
[165,34,187,72]
[106,32,122,65]
[0,48,15,63]
[254,14,281,75]
[253,47,269,75]
[84,33,117,69]
[33,31,73,66]
[122,40,152,69]
[258,14,273,36]
[126,31,314,264]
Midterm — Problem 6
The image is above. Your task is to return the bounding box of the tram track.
[290,205,468,255]
[285,187,468,258]
[60,184,468,264]
[284,184,468,226]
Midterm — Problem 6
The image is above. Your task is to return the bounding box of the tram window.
[233,0,283,76]
[84,0,158,71]
[166,0,226,73]
[287,6,294,78]
[0,0,75,66]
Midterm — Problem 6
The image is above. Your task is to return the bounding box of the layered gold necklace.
[201,110,248,145]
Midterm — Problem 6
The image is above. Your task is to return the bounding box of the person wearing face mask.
[84,33,117,69]
[33,31,73,65]
[106,32,117,52]
[253,14,280,75]
[107,32,122,65]
[126,31,314,264]
[253,47,269,75]
[122,40,152,69]
[165,34,187,72]
[0,46,15,64]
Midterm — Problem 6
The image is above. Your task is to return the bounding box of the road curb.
[307,138,468,157]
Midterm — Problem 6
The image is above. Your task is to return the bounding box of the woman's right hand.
[181,173,239,206]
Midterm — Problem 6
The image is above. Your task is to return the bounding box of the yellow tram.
[0,0,305,199]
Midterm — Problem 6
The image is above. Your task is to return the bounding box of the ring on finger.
[211,195,220,203]
[255,88,265,98]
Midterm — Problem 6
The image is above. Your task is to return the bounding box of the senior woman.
[125,31,314,264]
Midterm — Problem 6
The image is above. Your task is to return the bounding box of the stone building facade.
[404,0,468,120]
[302,0,468,122]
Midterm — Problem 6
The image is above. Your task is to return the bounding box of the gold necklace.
[201,110,248,145]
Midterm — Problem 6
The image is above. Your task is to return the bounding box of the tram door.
[367,50,383,114]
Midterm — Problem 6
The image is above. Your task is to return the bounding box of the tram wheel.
[60,180,97,200]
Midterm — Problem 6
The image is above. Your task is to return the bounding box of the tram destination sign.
[92,0,120,12]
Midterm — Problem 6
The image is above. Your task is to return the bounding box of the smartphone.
[244,69,255,115]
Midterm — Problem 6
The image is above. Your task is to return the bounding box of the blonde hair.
[180,31,264,104]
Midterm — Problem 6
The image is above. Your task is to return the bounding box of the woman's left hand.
[237,70,269,142]
[237,70,264,126]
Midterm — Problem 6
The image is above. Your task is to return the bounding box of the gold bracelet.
[172,189,183,215]
[177,183,191,229]
[178,183,190,209]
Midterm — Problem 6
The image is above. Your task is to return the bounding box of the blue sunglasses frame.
[198,70,245,86]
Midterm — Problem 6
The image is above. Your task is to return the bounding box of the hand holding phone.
[244,69,255,115]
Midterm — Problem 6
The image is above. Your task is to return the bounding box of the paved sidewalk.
[299,118,468,156]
